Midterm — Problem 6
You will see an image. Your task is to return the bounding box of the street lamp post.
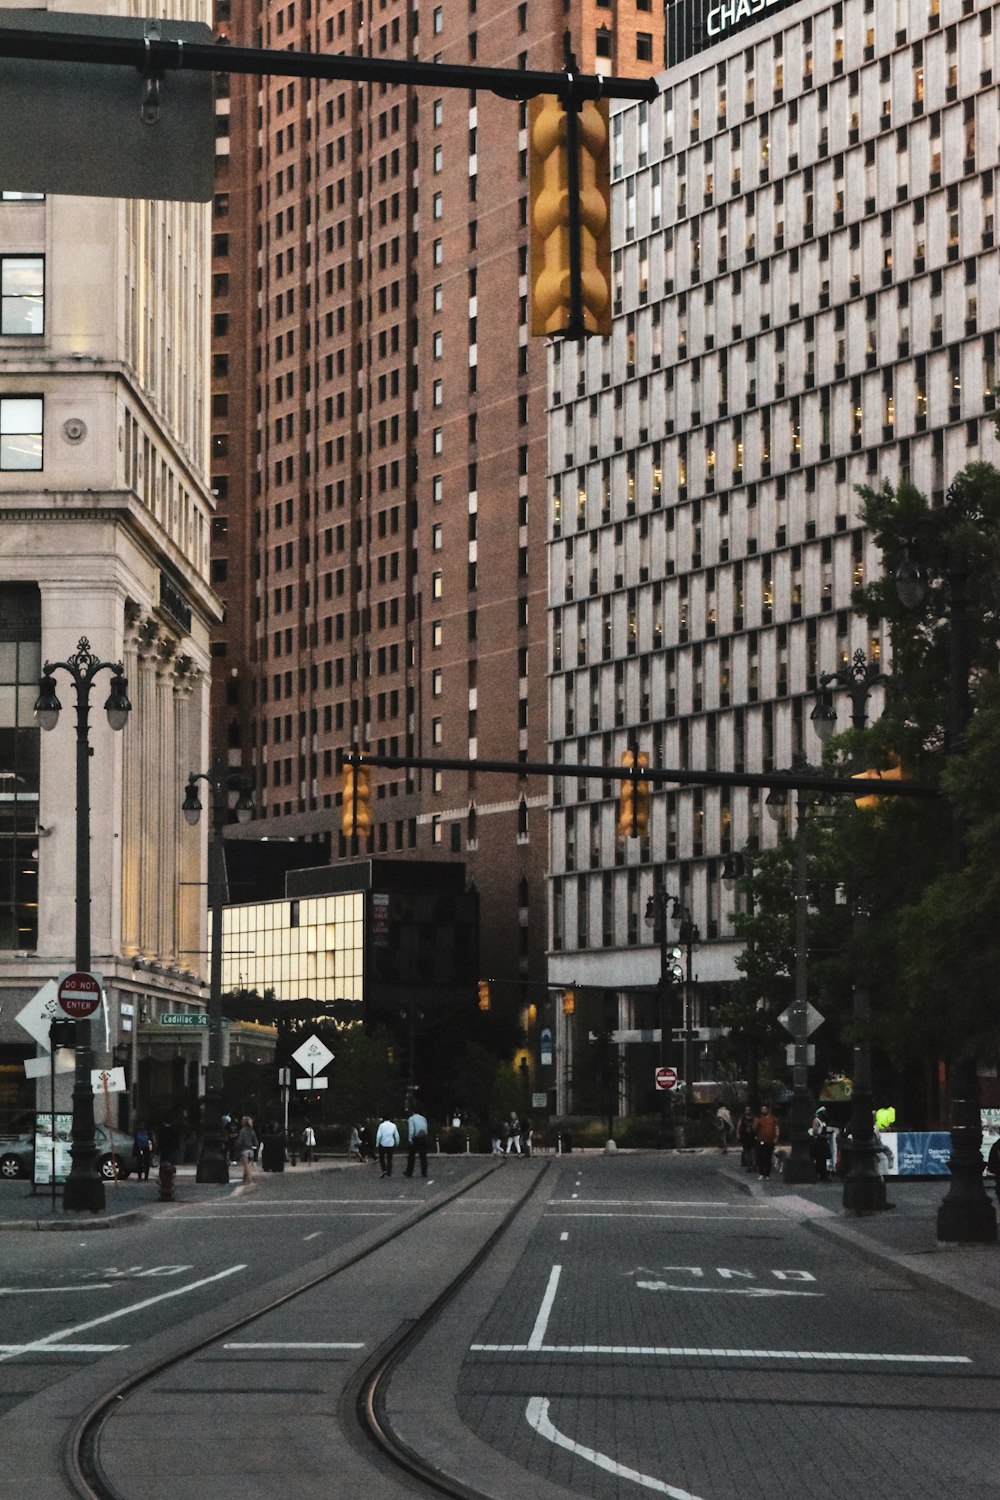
[182,760,254,1184]
[895,482,996,1244]
[35,637,132,1214]
[765,767,834,1186]
[644,887,686,1149]
[812,650,889,1214]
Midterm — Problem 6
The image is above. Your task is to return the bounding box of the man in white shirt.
[375,1114,400,1177]
[403,1108,429,1178]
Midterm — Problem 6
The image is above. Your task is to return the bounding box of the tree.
[824,464,1000,1077]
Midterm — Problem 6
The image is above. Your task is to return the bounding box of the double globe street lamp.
[35,638,131,1214]
[182,760,254,1184]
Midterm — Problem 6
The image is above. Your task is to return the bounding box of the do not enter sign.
[57,970,102,1019]
[655,1065,678,1091]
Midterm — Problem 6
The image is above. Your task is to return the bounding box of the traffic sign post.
[655,1065,678,1091]
[56,969,102,1019]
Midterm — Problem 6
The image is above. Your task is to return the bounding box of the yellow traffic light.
[634,750,650,836]
[852,757,905,812]
[478,980,491,1012]
[528,94,612,339]
[618,748,649,838]
[562,987,575,1015]
[341,758,372,838]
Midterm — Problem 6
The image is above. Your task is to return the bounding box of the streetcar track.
[68,1160,547,1500]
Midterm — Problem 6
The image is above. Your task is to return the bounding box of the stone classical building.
[0,0,222,1131]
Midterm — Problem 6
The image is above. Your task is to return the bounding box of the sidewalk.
[0,1156,340,1230]
[722,1159,1000,1316]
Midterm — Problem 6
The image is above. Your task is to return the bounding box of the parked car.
[0,1124,135,1182]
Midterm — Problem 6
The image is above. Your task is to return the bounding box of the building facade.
[547,0,1000,1113]
[206,0,661,1037]
[0,0,220,1132]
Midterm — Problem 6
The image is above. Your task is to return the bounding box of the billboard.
[667,0,800,68]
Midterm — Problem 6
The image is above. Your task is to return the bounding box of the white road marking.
[0,1343,127,1354]
[303,1232,322,1240]
[223,1341,364,1350]
[528,1265,561,1350]
[473,1344,971,1363]
[560,1231,569,1241]
[0,1264,247,1365]
[549,1199,730,1207]
[548,1213,781,1221]
[0,1286,114,1294]
[527,1396,704,1499]
[635,1281,823,1298]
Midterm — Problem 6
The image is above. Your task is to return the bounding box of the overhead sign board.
[666,0,798,68]
[0,10,215,201]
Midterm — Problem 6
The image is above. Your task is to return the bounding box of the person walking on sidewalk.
[131,1122,153,1181]
[403,1107,429,1178]
[809,1106,832,1180]
[737,1107,756,1171]
[235,1115,258,1185]
[301,1122,317,1163]
[715,1104,735,1154]
[375,1113,400,1177]
[752,1103,780,1179]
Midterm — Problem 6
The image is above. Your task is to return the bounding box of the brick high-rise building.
[207,0,661,1022]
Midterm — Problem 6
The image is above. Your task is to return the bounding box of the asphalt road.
[454,1154,999,1500]
[1,1154,997,1500]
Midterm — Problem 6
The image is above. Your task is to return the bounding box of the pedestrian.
[714,1104,735,1154]
[809,1106,831,1180]
[490,1121,503,1154]
[358,1121,374,1161]
[132,1121,153,1181]
[752,1102,780,1179]
[158,1117,180,1167]
[737,1106,756,1171]
[403,1105,429,1178]
[522,1118,533,1157]
[498,1118,510,1155]
[349,1124,363,1161]
[506,1112,522,1155]
[235,1114,258,1185]
[301,1121,317,1163]
[375,1113,400,1177]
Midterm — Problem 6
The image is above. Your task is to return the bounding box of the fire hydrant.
[158,1160,176,1202]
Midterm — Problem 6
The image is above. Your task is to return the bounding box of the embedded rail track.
[68,1160,550,1500]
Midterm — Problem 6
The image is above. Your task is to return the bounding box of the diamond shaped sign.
[292,1033,334,1076]
[776,1002,824,1038]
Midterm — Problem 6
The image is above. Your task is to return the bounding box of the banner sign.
[666,0,798,68]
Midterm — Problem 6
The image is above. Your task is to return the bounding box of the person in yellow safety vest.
[875,1105,896,1132]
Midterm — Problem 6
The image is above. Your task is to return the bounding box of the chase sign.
[667,0,798,67]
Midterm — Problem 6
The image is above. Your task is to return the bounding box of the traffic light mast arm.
[0,22,659,104]
[341,749,937,801]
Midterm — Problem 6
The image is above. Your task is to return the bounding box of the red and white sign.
[57,970,102,1019]
[655,1065,678,1091]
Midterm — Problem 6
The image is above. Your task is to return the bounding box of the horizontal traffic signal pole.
[341,749,938,801]
[0,23,660,104]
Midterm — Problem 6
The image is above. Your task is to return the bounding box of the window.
[1,256,44,335]
[636,32,653,61]
[1,190,43,201]
[0,583,41,949]
[0,396,42,469]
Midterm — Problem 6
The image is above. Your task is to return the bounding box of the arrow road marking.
[635,1281,823,1298]
[527,1396,704,1500]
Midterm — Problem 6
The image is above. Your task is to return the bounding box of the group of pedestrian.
[735,1103,782,1179]
[490,1112,532,1156]
[371,1108,430,1178]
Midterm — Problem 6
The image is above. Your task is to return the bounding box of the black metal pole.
[196,768,230,1184]
[783,795,816,1185]
[936,543,996,1243]
[63,667,104,1213]
[656,890,675,1149]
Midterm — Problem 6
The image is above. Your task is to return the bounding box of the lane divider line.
[474,1344,972,1363]
[0,1264,247,1365]
[527,1265,561,1350]
[223,1341,364,1350]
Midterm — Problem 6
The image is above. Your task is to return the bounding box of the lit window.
[431,668,443,696]
[432,570,443,598]
[432,523,443,550]
[432,192,443,219]
[0,396,43,469]
[0,256,44,335]
[432,716,443,743]
[432,620,443,648]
